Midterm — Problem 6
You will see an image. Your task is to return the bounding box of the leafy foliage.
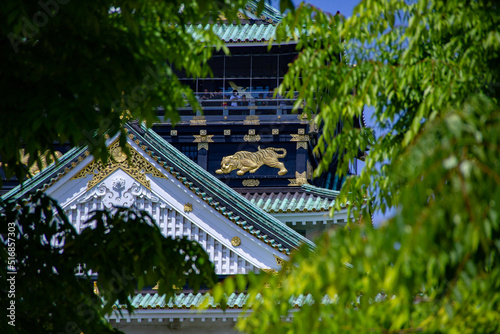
[0,0,258,182]
[0,193,216,334]
[234,0,500,333]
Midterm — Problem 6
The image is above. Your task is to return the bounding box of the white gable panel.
[62,169,260,275]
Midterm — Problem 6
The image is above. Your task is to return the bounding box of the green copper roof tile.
[271,194,281,212]
[114,292,333,311]
[243,190,336,213]
[301,184,340,199]
[115,291,329,310]
[303,196,314,211]
[208,23,277,43]
[263,197,273,211]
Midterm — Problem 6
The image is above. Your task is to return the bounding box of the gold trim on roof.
[288,171,308,186]
[308,121,319,134]
[198,143,208,150]
[193,134,214,143]
[274,255,285,266]
[243,134,261,142]
[71,140,166,190]
[184,203,193,212]
[290,134,309,142]
[231,236,241,247]
[307,161,313,179]
[242,179,260,187]
[243,115,260,125]
[190,116,206,125]
[296,142,307,150]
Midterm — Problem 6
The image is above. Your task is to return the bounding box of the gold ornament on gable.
[184,203,193,212]
[231,236,241,247]
[274,255,285,266]
[71,140,166,190]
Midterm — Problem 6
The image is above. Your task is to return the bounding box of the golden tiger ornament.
[216,146,288,176]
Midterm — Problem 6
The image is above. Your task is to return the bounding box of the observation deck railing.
[157,91,308,119]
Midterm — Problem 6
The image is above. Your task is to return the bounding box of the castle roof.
[2,122,314,255]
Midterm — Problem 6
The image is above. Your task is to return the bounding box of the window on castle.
[207,56,224,78]
[225,55,251,78]
[279,53,297,77]
[180,145,198,163]
[252,54,278,78]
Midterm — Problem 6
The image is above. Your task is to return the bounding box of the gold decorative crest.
[288,171,309,186]
[272,129,279,135]
[261,268,278,274]
[170,130,177,136]
[290,134,310,142]
[298,113,309,121]
[274,255,285,266]
[243,115,260,125]
[193,134,214,143]
[184,203,193,212]
[296,142,308,150]
[216,146,287,176]
[231,236,241,247]
[198,143,209,150]
[242,179,260,187]
[308,121,319,134]
[307,161,313,179]
[71,140,166,190]
[190,116,206,125]
[224,129,231,136]
[243,134,261,142]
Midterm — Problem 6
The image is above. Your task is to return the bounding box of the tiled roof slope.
[243,1,283,24]
[113,292,328,310]
[245,192,332,213]
[186,2,283,44]
[186,23,276,44]
[128,123,314,253]
[244,185,340,213]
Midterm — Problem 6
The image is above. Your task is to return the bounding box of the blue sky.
[291,0,360,17]
[270,0,361,17]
